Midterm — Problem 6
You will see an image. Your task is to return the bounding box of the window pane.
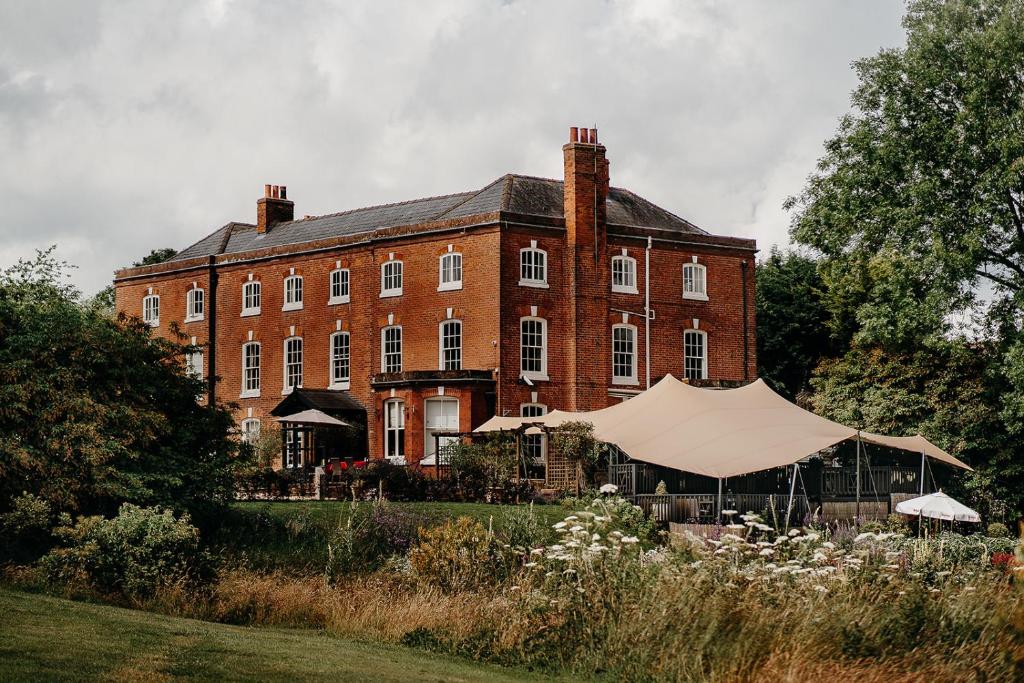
[684,331,706,380]
[521,319,545,374]
[285,338,303,389]
[613,326,635,379]
[441,320,461,370]
[383,327,402,373]
[332,333,350,383]
[243,343,260,392]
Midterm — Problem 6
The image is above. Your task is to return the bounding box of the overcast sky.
[0,0,907,296]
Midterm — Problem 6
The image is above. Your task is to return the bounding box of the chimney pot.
[264,184,271,198]
[590,128,598,144]
[280,186,287,200]
[257,183,294,234]
[569,126,578,143]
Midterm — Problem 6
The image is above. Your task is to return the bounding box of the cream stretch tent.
[475,375,970,478]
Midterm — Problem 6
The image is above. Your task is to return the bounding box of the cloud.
[0,0,906,296]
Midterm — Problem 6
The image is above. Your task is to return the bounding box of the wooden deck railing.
[634,493,808,525]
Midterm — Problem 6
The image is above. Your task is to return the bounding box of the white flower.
[788,528,801,537]
[814,585,828,593]
[726,524,746,531]
[565,515,579,522]
[722,509,738,516]
[524,562,537,568]
[853,532,876,543]
[621,536,640,544]
[759,548,775,557]
[569,525,584,532]
[756,523,774,532]
[821,542,835,550]
[553,521,567,530]
[599,483,619,494]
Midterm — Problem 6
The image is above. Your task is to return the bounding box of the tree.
[133,248,178,267]
[0,249,239,524]
[755,249,841,400]
[785,0,1024,347]
[90,247,178,317]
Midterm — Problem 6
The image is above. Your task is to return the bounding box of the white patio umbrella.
[895,491,981,523]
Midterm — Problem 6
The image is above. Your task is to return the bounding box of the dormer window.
[329,268,350,305]
[683,262,708,301]
[142,294,160,327]
[283,275,303,311]
[185,287,205,322]
[381,260,403,297]
[519,244,548,288]
[438,252,463,291]
[611,255,638,294]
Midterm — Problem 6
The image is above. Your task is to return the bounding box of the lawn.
[234,499,566,528]
[0,588,567,682]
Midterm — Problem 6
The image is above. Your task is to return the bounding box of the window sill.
[328,296,350,305]
[282,385,301,396]
[518,280,549,289]
[612,378,640,387]
[282,303,304,312]
[380,290,403,298]
[241,308,261,317]
[329,382,351,391]
[521,373,550,382]
[683,293,709,302]
[146,320,160,328]
[184,315,205,323]
[612,287,639,295]
[240,390,261,399]
[437,282,463,292]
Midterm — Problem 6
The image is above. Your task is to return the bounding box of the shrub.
[409,517,503,592]
[987,522,1011,538]
[498,503,550,551]
[41,504,210,599]
[0,492,59,562]
[560,490,661,547]
[446,437,517,501]
[326,502,425,580]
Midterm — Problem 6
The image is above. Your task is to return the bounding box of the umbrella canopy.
[894,491,981,522]
[275,408,349,427]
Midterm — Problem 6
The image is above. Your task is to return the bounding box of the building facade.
[114,127,757,469]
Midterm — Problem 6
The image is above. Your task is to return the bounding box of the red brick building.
[114,127,757,472]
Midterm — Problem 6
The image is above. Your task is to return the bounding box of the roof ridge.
[433,174,509,219]
[507,173,562,184]
[290,188,478,224]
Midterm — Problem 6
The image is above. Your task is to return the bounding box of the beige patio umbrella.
[894,491,981,523]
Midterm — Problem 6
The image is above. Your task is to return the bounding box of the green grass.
[234,500,566,528]
[0,588,566,682]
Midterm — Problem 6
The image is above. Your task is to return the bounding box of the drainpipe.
[207,257,217,406]
[740,259,750,381]
[645,236,652,389]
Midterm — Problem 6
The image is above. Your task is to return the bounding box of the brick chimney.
[257,184,294,234]
[563,127,609,250]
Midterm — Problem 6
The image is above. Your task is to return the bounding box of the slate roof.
[170,174,709,263]
[270,388,366,417]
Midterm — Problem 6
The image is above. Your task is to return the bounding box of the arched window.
[283,275,303,311]
[519,244,548,287]
[611,255,638,294]
[381,326,403,373]
[329,268,350,304]
[439,319,462,370]
[242,280,261,316]
[383,399,405,462]
[438,252,463,291]
[330,332,350,388]
[683,329,707,380]
[240,418,261,444]
[424,397,459,465]
[520,316,548,380]
[381,260,403,297]
[186,287,205,321]
[612,324,638,384]
[142,294,160,327]
[283,336,303,392]
[241,341,260,397]
[683,262,708,300]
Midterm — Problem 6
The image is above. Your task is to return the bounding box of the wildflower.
[722,509,738,516]
[621,536,640,544]
[531,548,544,555]
[774,536,789,545]
[756,523,774,532]
[592,533,601,541]
[510,585,519,591]
[524,562,538,568]
[726,524,746,531]
[707,539,722,547]
[744,521,758,527]
[759,548,774,557]
[853,532,876,543]
[599,483,619,494]
[553,521,567,530]
[569,525,584,532]
[882,564,900,570]
[936,571,951,578]
[565,515,579,522]
[930,588,940,594]
[821,541,835,550]
[814,585,828,593]
[721,533,745,542]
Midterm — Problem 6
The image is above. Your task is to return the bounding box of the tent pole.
[855,431,862,526]
[785,463,798,532]
[919,451,926,495]
[717,477,723,523]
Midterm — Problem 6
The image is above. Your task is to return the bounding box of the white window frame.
[240,418,261,444]
[330,331,351,389]
[241,281,261,317]
[185,348,204,380]
[185,287,205,322]
[142,294,160,327]
[380,260,403,298]
[438,252,463,292]
[241,341,261,398]
[683,263,708,301]
[611,323,638,385]
[519,316,549,381]
[283,275,304,311]
[519,246,548,288]
[439,319,462,371]
[423,396,460,465]
[683,329,708,380]
[520,403,548,477]
[381,325,403,373]
[329,268,350,305]
[283,336,303,394]
[383,398,405,463]
[611,255,638,294]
